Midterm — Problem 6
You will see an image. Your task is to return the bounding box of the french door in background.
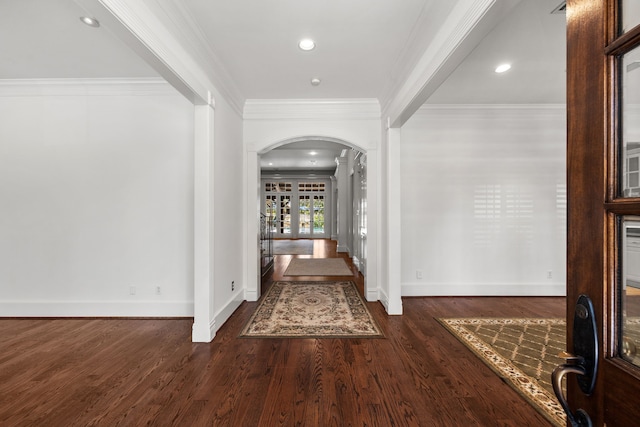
[264,180,329,239]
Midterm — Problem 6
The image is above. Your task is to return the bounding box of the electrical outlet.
[156,286,161,295]
[547,271,553,280]
[416,270,423,279]
[231,281,235,291]
[130,286,136,295]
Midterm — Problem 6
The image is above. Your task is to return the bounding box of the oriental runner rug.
[438,318,566,427]
[240,281,383,338]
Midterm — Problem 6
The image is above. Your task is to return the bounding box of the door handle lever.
[551,295,598,427]
[552,363,592,427]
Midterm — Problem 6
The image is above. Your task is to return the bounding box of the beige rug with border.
[438,318,566,427]
[240,281,383,338]
[283,258,353,276]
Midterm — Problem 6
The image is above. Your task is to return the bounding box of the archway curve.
[258,135,367,156]
[255,134,370,300]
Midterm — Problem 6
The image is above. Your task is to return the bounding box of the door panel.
[565,0,640,425]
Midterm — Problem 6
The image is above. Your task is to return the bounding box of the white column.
[365,149,379,302]
[335,156,349,253]
[330,176,338,240]
[386,128,403,314]
[192,98,216,342]
[245,150,260,302]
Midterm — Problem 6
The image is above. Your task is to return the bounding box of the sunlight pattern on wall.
[474,184,502,246]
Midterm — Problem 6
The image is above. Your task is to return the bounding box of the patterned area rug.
[240,281,383,338]
[283,258,353,276]
[438,318,566,427]
[273,240,314,255]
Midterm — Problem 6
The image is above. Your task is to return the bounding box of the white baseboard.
[0,300,194,317]
[215,294,244,331]
[378,287,390,310]
[353,257,366,274]
[401,282,566,297]
[337,244,349,253]
[192,318,216,342]
[377,287,403,315]
[193,291,244,342]
[245,289,259,302]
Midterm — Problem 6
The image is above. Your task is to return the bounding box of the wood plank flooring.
[0,239,565,426]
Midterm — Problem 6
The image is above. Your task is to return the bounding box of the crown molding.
[382,0,521,127]
[418,104,567,111]
[89,0,208,101]
[410,103,567,121]
[379,2,452,110]
[74,0,242,115]
[243,99,381,121]
[0,78,177,97]
[140,0,244,115]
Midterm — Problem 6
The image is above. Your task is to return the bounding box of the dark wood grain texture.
[567,0,640,425]
[1,240,563,426]
[565,0,610,423]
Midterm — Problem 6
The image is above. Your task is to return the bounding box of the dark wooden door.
[565,0,640,425]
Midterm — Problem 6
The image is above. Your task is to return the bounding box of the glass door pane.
[299,195,310,234]
[265,195,276,233]
[622,0,640,34]
[619,42,640,369]
[621,46,640,197]
[279,195,291,235]
[313,195,325,234]
[621,217,640,367]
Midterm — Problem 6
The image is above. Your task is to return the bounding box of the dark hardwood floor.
[0,239,564,426]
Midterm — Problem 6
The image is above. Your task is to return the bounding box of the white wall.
[0,79,195,316]
[400,105,566,296]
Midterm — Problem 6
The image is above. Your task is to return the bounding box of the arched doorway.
[246,135,372,301]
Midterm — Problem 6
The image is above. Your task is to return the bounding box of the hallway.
[262,239,364,296]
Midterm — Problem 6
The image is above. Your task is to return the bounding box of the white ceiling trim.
[0,77,174,97]
[383,0,522,127]
[412,103,566,121]
[75,0,242,113]
[259,136,359,154]
[418,104,567,111]
[75,0,208,103]
[380,1,454,109]
[243,99,381,121]
[140,0,244,111]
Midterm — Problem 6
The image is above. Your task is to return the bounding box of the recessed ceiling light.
[310,78,321,86]
[309,151,318,156]
[298,39,316,51]
[495,63,512,73]
[268,162,273,166]
[80,16,100,28]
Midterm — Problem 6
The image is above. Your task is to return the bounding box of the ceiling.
[261,140,348,173]
[0,0,567,171]
[172,0,456,101]
[0,0,157,79]
[427,0,567,104]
